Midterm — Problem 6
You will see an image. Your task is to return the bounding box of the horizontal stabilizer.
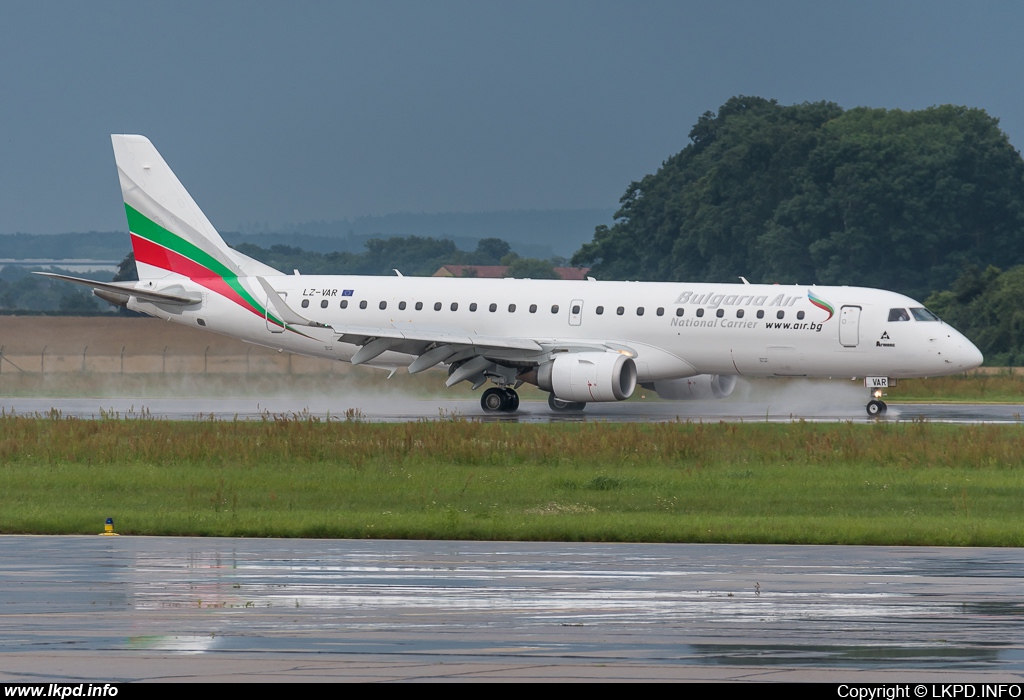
[34,272,202,305]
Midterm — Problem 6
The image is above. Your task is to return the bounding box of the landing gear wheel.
[503,388,520,413]
[866,399,887,417]
[548,393,586,412]
[481,388,507,413]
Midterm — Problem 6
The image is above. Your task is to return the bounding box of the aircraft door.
[266,292,287,333]
[839,305,861,347]
[569,299,583,326]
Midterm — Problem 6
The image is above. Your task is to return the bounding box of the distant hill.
[1,208,614,261]
[0,232,131,260]
[234,209,614,259]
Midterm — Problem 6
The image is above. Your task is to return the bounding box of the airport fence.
[0,345,339,375]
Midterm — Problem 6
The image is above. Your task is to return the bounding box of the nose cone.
[945,325,983,371]
[961,339,984,371]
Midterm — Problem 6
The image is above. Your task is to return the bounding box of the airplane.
[40,135,984,417]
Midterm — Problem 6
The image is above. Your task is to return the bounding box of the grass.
[3,415,1024,546]
[890,373,1024,403]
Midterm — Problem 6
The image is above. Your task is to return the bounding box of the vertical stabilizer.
[112,134,243,281]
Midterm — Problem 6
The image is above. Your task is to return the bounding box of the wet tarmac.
[2,395,1023,424]
[2,537,1024,682]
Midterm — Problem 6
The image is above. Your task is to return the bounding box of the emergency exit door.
[839,305,861,347]
[569,299,583,326]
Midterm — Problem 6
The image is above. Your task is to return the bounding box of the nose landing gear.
[866,398,887,416]
[866,386,887,417]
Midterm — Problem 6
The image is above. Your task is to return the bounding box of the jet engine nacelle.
[646,374,737,400]
[537,352,637,402]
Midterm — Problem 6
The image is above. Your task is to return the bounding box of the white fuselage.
[129,275,983,382]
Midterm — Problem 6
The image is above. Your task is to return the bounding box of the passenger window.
[398,301,406,310]
[509,304,516,312]
[301,299,309,308]
[797,310,805,320]
[529,304,537,313]
[596,306,604,315]
[756,310,764,319]
[889,308,911,322]
[340,299,348,309]
[359,301,367,310]
[637,307,645,316]
[736,309,744,319]
[616,306,624,315]
[320,300,328,309]
[551,305,559,313]
[656,307,664,316]
[434,302,442,311]
[696,308,704,318]
[415,301,423,311]
[469,303,477,312]
[572,305,581,314]
[777,310,785,319]
[675,308,684,317]
[451,302,458,311]
[715,309,724,318]
[379,301,387,310]
[489,303,497,312]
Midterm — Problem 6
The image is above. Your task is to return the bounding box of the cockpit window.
[888,308,910,322]
[910,307,940,322]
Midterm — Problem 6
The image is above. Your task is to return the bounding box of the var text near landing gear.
[547,393,586,412]
[481,387,520,413]
[864,376,891,417]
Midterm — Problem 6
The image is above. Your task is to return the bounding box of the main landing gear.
[548,393,586,412]
[481,387,520,413]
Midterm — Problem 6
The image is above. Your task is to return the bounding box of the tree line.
[571,96,1024,302]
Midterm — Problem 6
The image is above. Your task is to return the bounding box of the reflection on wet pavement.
[3,537,1024,680]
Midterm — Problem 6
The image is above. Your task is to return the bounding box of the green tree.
[473,238,512,265]
[573,97,1024,300]
[505,258,559,279]
[926,265,1024,365]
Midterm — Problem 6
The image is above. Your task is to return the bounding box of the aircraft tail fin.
[111,135,279,281]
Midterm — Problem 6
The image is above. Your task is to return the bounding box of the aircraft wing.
[331,325,543,352]
[258,280,633,384]
[33,272,202,305]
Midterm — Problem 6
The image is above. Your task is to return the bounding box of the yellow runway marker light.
[100,517,119,536]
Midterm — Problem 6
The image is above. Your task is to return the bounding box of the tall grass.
[895,373,1024,402]
[2,415,1023,545]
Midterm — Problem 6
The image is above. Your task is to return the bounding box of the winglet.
[256,277,327,328]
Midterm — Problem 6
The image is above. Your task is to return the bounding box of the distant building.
[433,265,590,280]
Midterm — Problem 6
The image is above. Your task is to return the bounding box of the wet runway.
[2,395,1024,423]
[2,537,1024,682]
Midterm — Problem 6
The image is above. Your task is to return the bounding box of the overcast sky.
[1,1,1022,235]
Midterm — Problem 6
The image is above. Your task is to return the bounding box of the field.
[3,416,1024,546]
[4,316,1024,547]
